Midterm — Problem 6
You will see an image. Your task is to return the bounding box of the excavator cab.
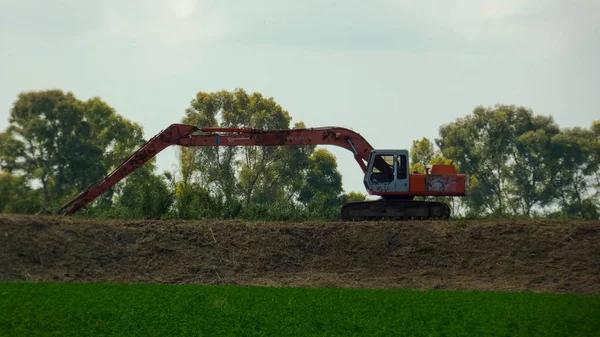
[363,150,410,193]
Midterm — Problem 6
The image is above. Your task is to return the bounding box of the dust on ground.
[1,215,598,295]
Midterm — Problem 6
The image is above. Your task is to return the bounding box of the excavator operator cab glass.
[370,155,394,183]
[364,150,410,193]
[396,154,408,180]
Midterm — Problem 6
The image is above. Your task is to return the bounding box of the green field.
[1,283,598,337]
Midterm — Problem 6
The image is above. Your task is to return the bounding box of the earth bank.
[1,215,598,295]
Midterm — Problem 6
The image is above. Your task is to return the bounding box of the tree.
[409,138,436,173]
[507,115,561,216]
[551,126,600,219]
[173,180,222,219]
[437,104,561,217]
[110,160,174,219]
[298,149,343,204]
[0,172,42,214]
[592,121,600,192]
[81,97,146,175]
[179,89,313,218]
[0,131,25,173]
[0,90,145,212]
[298,148,345,219]
[437,111,495,216]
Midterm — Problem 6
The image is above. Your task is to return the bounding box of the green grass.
[1,283,598,337]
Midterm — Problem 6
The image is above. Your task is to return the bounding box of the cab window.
[371,154,394,183]
[396,154,407,180]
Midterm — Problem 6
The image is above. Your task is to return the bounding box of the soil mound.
[1,215,598,294]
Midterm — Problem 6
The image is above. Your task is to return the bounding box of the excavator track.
[341,199,450,221]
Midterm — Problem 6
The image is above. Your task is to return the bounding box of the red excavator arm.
[58,123,375,215]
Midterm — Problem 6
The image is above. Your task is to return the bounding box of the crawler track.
[341,199,451,221]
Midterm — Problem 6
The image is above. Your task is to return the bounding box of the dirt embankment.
[1,215,598,295]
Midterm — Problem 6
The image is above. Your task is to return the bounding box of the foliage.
[173,181,224,220]
[299,148,343,204]
[186,89,311,203]
[108,161,175,219]
[509,124,560,215]
[0,90,145,212]
[409,137,436,173]
[343,191,367,203]
[0,131,24,173]
[551,126,600,218]
[174,89,345,220]
[437,104,599,219]
[0,172,42,214]
[2,282,598,337]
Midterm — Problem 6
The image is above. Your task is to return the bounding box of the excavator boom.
[59,123,375,216]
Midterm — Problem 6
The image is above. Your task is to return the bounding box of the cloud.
[153,0,232,43]
[241,8,430,51]
[0,0,106,39]
[1,0,597,55]
[0,0,233,45]
[377,0,600,55]
[164,0,198,19]
[227,0,599,57]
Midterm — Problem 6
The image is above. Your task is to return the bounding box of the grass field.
[1,282,598,336]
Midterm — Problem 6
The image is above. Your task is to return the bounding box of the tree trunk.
[41,176,49,209]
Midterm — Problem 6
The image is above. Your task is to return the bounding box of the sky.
[1,0,599,194]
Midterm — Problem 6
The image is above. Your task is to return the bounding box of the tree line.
[0,89,598,220]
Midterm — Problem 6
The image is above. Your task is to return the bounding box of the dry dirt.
[1,215,599,295]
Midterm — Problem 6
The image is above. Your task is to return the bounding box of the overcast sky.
[1,0,599,194]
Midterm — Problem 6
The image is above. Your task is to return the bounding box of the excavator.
[58,123,468,220]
